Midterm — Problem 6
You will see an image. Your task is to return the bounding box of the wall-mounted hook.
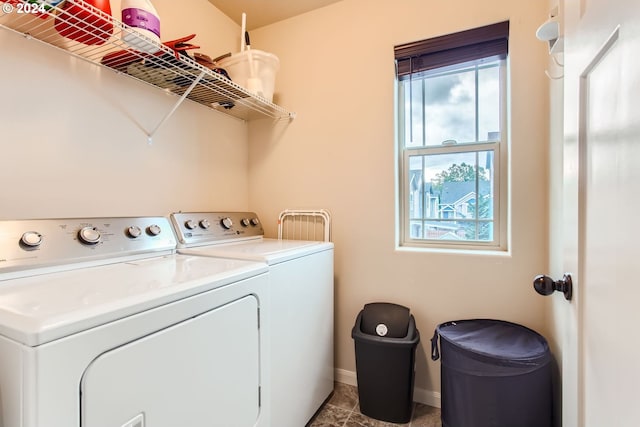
[533,274,573,301]
[552,55,564,68]
[545,69,564,80]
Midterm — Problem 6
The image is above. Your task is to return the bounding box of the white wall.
[249,0,550,402]
[544,0,566,423]
[0,0,249,220]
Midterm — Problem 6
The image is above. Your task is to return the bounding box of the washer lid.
[179,238,334,265]
[0,255,267,346]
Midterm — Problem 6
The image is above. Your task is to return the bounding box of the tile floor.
[306,382,442,427]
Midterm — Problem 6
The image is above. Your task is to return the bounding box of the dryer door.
[81,295,260,427]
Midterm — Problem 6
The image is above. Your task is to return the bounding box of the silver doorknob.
[533,274,573,301]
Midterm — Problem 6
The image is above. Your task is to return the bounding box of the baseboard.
[334,367,358,387]
[334,368,441,408]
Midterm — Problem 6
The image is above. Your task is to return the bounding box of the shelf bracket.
[146,70,207,144]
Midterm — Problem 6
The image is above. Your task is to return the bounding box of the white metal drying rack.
[0,0,295,143]
[278,209,332,242]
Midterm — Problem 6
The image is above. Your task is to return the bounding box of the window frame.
[395,24,509,251]
[401,141,503,249]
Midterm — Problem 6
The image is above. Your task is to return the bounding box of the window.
[395,21,509,250]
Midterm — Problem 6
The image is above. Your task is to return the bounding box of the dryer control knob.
[127,226,142,238]
[240,218,250,227]
[185,220,197,230]
[200,219,211,229]
[250,218,260,226]
[78,226,101,245]
[21,231,43,248]
[220,217,233,229]
[147,224,162,236]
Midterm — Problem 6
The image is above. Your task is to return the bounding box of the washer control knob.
[146,224,162,236]
[78,226,101,245]
[240,218,250,227]
[250,218,260,226]
[220,217,233,229]
[199,219,211,230]
[21,231,43,248]
[127,226,142,238]
[185,220,197,230]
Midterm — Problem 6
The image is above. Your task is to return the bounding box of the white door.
[562,1,640,426]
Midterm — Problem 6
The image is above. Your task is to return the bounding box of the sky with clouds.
[402,61,500,182]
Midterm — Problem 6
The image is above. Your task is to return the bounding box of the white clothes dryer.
[0,217,270,427]
[170,212,334,427]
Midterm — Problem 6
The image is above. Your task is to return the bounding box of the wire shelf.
[0,0,294,122]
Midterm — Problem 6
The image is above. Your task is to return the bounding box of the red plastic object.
[54,0,114,46]
[100,34,200,71]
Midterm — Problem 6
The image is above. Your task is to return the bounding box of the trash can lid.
[437,319,549,363]
[361,303,410,338]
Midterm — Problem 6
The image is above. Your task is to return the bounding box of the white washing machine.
[170,212,334,427]
[0,216,270,427]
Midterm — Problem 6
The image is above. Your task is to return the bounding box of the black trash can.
[351,303,420,423]
[431,319,553,427]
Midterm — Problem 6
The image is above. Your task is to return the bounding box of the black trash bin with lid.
[351,303,420,423]
[431,319,553,427]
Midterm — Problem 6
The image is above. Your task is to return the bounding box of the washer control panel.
[170,212,264,246]
[0,217,177,278]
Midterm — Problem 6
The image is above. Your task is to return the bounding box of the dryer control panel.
[170,212,264,247]
[0,217,176,280]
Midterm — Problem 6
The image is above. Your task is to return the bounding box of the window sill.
[395,245,511,257]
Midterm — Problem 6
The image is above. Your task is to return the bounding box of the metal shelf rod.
[147,70,206,144]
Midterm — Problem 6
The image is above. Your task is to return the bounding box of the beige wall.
[249,0,550,401]
[1,0,552,407]
[0,0,249,220]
